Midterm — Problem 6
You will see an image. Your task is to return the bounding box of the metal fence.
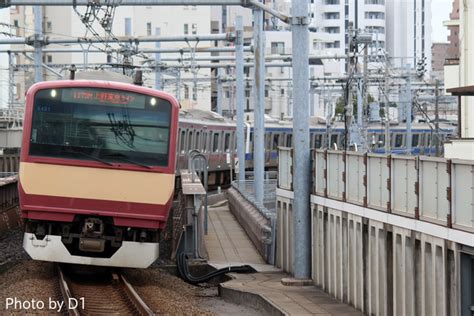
[279,148,474,233]
[232,178,277,217]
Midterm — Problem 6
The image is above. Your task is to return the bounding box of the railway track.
[57,265,154,315]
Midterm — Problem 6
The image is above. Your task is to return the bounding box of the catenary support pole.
[253,3,265,207]
[235,16,245,184]
[155,27,162,90]
[291,0,311,279]
[33,5,43,82]
[8,51,14,108]
[217,68,223,115]
[405,63,412,155]
[435,79,440,156]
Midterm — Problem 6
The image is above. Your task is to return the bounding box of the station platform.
[204,198,362,315]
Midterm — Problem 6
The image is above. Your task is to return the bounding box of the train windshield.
[29,87,172,167]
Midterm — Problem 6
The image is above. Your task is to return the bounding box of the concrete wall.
[276,194,463,315]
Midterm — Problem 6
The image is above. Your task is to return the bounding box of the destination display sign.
[60,88,147,109]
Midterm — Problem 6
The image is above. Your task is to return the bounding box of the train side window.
[330,134,338,148]
[412,134,419,147]
[213,133,220,152]
[180,130,186,153]
[377,134,385,148]
[394,134,403,148]
[188,131,193,151]
[315,134,322,148]
[273,134,280,149]
[196,131,200,149]
[426,134,432,147]
[287,134,292,147]
[224,133,230,152]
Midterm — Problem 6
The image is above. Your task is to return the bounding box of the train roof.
[179,109,235,126]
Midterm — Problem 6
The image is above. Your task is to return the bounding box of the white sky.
[431,0,452,43]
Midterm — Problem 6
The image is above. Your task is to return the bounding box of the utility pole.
[435,79,440,156]
[33,5,43,82]
[253,2,265,207]
[291,0,311,280]
[235,16,245,183]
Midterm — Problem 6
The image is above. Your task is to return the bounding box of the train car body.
[20,80,179,268]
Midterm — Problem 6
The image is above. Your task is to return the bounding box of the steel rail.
[57,265,81,316]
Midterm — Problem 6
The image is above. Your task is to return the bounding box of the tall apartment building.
[9,5,212,110]
[310,0,387,74]
[385,0,432,72]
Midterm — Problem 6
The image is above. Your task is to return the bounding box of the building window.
[47,55,52,63]
[46,21,52,31]
[324,12,340,19]
[184,23,189,34]
[325,27,340,34]
[146,22,152,36]
[184,86,189,99]
[325,41,340,48]
[124,17,132,36]
[365,12,385,19]
[281,89,285,96]
[365,0,384,4]
[325,0,339,4]
[271,42,285,54]
[192,23,197,35]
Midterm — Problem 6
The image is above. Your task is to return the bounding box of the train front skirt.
[23,232,159,268]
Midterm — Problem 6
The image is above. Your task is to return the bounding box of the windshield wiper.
[100,152,153,169]
[61,148,114,166]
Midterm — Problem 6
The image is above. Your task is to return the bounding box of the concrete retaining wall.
[227,187,272,262]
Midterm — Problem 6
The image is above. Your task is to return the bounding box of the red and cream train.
[20,79,179,268]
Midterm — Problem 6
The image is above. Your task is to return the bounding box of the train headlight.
[50,89,57,98]
[150,98,157,106]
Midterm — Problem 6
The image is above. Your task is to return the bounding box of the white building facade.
[10,5,213,111]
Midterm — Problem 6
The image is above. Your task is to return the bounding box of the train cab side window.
[213,133,220,152]
[273,134,280,150]
[224,133,230,152]
[394,134,403,148]
[412,134,419,147]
